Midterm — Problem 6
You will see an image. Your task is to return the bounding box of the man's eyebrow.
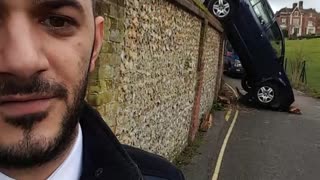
[32,0,84,12]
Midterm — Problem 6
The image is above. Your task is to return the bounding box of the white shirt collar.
[0,124,83,180]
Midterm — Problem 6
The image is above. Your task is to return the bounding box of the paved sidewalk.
[181,105,238,180]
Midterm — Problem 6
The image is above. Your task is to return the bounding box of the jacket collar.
[79,102,143,180]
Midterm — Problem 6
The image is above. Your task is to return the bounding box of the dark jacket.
[79,103,185,180]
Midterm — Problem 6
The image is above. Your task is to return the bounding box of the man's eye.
[40,15,78,36]
[41,15,76,28]
[44,16,67,27]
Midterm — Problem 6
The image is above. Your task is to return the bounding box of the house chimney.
[299,1,303,9]
[293,3,298,9]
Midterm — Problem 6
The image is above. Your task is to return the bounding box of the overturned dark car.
[202,0,295,110]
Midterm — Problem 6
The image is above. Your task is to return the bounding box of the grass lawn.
[285,38,320,95]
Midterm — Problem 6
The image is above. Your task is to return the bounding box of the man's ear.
[89,16,104,73]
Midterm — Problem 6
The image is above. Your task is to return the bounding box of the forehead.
[0,0,92,13]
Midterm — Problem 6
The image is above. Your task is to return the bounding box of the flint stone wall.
[200,28,221,118]
[87,0,223,161]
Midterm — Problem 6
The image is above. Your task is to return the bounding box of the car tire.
[254,82,281,109]
[207,0,235,20]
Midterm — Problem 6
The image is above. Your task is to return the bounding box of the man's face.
[0,0,104,168]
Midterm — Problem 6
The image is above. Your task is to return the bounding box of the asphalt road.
[219,76,320,180]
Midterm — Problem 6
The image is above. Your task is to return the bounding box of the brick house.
[275,1,320,37]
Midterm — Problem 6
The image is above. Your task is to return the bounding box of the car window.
[226,42,233,52]
[252,1,274,26]
[249,0,260,5]
[265,23,283,58]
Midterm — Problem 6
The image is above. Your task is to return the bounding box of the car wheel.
[241,77,252,92]
[207,0,234,20]
[255,82,281,108]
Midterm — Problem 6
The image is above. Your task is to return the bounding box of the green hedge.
[288,34,320,40]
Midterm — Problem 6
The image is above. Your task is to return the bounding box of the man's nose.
[0,14,48,79]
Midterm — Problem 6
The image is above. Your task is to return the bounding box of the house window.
[308,21,313,26]
[293,28,299,35]
[310,13,313,17]
[292,19,300,25]
[281,18,287,23]
[294,11,299,16]
[307,28,315,34]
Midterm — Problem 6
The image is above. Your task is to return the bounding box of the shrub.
[287,48,307,89]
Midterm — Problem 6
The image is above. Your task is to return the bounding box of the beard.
[0,71,89,169]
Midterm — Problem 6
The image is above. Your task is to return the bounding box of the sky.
[268,0,320,12]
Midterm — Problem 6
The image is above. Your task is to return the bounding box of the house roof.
[302,8,319,14]
[276,6,320,16]
[275,8,293,16]
[279,7,293,13]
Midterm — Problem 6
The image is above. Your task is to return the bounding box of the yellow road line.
[212,110,239,180]
[212,83,239,180]
[225,109,232,122]
[225,83,239,98]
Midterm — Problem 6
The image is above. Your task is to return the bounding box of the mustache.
[0,76,68,99]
